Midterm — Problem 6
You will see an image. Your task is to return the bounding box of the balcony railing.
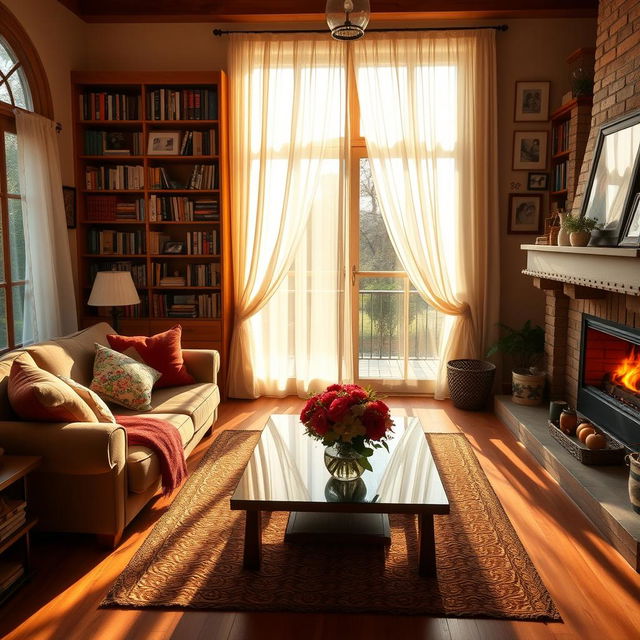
[358,288,443,379]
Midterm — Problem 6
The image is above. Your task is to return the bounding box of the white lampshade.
[326,0,370,40]
[88,271,140,307]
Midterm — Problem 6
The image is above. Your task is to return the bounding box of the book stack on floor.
[0,498,26,546]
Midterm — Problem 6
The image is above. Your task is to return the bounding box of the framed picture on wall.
[513,131,548,171]
[514,81,550,122]
[527,172,549,191]
[62,186,76,229]
[507,193,543,234]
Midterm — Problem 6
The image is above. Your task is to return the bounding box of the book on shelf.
[186,263,220,286]
[151,292,220,318]
[84,131,143,156]
[88,229,145,255]
[0,560,24,594]
[149,195,219,222]
[0,498,26,526]
[147,88,218,121]
[0,510,26,543]
[175,129,217,156]
[86,196,144,222]
[188,164,215,190]
[186,230,218,255]
[552,120,571,155]
[89,262,147,288]
[85,165,144,191]
[149,232,171,255]
[80,91,141,121]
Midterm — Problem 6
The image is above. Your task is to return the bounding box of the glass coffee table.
[230,414,450,576]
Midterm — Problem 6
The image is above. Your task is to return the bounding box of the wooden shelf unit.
[71,71,233,391]
[549,96,593,214]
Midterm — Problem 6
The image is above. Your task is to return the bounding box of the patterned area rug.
[103,430,560,620]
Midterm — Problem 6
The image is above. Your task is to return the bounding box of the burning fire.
[611,347,640,393]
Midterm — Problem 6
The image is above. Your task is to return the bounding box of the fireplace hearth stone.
[495,395,640,572]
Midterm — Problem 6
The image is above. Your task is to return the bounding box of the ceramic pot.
[626,453,640,514]
[570,230,591,247]
[557,213,571,246]
[511,369,546,406]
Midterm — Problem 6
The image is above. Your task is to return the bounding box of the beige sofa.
[0,322,220,547]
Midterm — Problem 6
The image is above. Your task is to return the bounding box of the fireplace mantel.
[521,244,640,296]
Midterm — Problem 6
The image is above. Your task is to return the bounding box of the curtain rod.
[213,25,508,36]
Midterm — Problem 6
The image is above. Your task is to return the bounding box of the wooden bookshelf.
[71,71,233,393]
[549,96,593,214]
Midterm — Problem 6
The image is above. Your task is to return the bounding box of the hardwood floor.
[0,397,639,640]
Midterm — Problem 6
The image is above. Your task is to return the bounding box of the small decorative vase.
[324,442,365,482]
[570,230,591,247]
[557,213,571,246]
[511,368,546,406]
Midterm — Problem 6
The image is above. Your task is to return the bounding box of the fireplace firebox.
[578,314,640,452]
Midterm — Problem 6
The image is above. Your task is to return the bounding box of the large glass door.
[350,151,443,393]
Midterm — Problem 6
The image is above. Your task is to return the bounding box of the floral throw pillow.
[90,344,161,411]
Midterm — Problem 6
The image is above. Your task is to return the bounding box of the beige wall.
[1,6,597,343]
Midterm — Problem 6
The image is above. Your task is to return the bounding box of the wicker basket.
[447,359,496,411]
[547,421,626,465]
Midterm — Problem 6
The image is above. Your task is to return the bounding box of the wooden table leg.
[418,513,436,576]
[243,510,261,570]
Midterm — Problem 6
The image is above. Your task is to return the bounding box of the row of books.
[176,130,217,156]
[148,165,215,191]
[186,231,218,255]
[552,120,570,155]
[147,88,218,121]
[552,160,568,192]
[87,230,145,255]
[85,165,144,191]
[84,131,144,156]
[0,498,26,545]
[96,297,148,318]
[153,262,220,287]
[80,92,141,121]
[89,262,147,289]
[86,196,146,221]
[151,293,220,318]
[149,196,219,222]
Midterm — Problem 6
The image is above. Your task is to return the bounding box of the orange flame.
[611,347,640,393]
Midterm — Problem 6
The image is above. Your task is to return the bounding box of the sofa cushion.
[123,413,193,494]
[107,325,195,389]
[25,322,113,387]
[58,376,116,424]
[113,383,218,433]
[8,354,98,423]
[90,344,161,411]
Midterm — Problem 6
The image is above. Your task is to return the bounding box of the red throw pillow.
[107,325,195,389]
[8,355,98,423]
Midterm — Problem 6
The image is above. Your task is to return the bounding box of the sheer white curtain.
[227,34,350,398]
[15,110,77,343]
[352,31,499,398]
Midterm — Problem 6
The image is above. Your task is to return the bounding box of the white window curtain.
[352,31,500,398]
[227,34,351,398]
[15,110,77,343]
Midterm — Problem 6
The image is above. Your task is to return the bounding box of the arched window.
[0,2,52,350]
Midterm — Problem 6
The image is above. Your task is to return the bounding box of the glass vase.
[324,442,365,481]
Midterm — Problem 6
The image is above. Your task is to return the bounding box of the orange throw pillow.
[106,325,195,389]
[8,355,98,423]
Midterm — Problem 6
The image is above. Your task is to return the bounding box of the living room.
[0,0,639,638]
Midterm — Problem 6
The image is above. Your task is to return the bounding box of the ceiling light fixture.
[326,0,370,41]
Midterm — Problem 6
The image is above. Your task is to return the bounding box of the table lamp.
[88,271,140,333]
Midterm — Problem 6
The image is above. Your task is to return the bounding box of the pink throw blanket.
[116,415,187,495]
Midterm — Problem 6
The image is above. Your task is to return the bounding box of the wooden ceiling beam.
[59,0,598,23]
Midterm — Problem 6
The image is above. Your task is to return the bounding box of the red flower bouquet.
[300,383,394,472]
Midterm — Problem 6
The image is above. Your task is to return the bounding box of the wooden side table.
[0,455,41,605]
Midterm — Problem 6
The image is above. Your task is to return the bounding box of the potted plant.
[561,213,601,247]
[487,320,546,406]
